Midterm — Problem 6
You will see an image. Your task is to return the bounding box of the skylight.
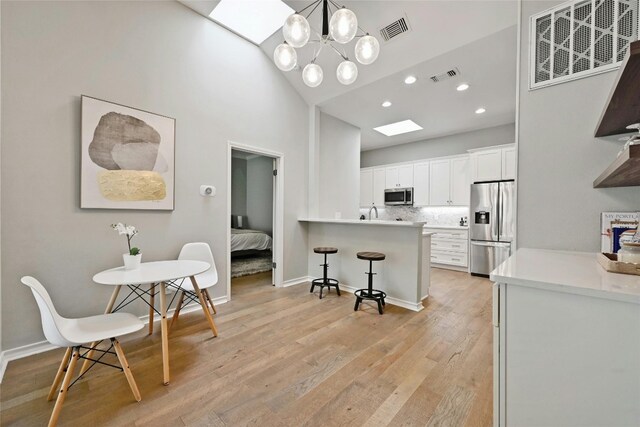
[209,0,294,45]
[373,120,423,137]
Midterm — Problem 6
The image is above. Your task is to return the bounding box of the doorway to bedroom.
[229,147,278,294]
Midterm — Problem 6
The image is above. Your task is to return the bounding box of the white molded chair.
[169,242,219,335]
[21,276,144,427]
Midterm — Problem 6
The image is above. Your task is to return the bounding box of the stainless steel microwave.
[384,187,413,206]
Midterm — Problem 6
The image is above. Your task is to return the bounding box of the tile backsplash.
[359,206,469,226]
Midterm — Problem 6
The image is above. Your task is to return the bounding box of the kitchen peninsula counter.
[299,218,432,311]
[490,248,640,426]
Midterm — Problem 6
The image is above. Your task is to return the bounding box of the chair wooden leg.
[190,276,218,337]
[48,347,79,427]
[204,289,217,314]
[170,291,185,330]
[79,285,121,376]
[47,348,72,402]
[148,283,156,335]
[111,338,141,402]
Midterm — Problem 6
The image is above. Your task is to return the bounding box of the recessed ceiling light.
[374,119,423,136]
[475,107,486,114]
[457,83,470,91]
[404,75,417,85]
[382,101,392,108]
[209,0,294,45]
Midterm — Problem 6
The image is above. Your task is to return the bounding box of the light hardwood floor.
[0,268,493,426]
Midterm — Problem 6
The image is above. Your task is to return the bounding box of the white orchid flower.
[125,225,137,236]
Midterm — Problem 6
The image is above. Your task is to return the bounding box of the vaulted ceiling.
[180,0,518,149]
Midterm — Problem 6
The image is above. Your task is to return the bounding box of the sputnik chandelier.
[273,0,380,87]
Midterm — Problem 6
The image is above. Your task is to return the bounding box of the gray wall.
[517,1,640,251]
[318,112,361,219]
[231,157,247,216]
[360,123,515,167]
[1,1,309,350]
[246,156,274,234]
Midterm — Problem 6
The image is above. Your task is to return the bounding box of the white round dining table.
[92,260,215,385]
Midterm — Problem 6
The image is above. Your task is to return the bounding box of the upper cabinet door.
[474,149,503,182]
[373,168,386,206]
[398,164,414,188]
[502,147,517,180]
[429,159,451,205]
[413,162,430,206]
[385,167,399,188]
[450,156,470,205]
[360,169,373,207]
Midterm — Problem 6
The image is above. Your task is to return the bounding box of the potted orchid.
[112,223,141,270]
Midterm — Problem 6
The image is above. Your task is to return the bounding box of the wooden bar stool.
[354,252,387,315]
[310,247,340,299]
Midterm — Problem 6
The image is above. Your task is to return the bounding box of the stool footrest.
[354,289,386,300]
[310,278,341,299]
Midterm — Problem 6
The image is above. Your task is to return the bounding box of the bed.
[230,228,272,252]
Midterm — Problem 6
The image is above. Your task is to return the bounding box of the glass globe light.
[273,43,297,71]
[329,8,358,44]
[302,63,323,87]
[355,35,380,65]
[283,14,310,48]
[336,60,358,85]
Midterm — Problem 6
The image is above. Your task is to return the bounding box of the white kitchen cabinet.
[429,159,451,205]
[413,162,430,206]
[429,156,469,206]
[373,168,386,206]
[492,249,640,427]
[474,149,502,182]
[450,156,470,205]
[469,144,516,183]
[359,169,373,207]
[502,147,517,180]
[425,227,468,270]
[385,164,413,188]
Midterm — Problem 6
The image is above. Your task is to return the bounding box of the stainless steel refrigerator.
[470,181,515,277]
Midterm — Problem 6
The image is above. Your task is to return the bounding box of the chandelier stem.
[322,0,329,37]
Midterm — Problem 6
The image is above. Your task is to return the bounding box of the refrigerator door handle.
[471,241,511,247]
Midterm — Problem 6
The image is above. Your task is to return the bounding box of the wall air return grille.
[380,17,410,42]
[530,0,639,89]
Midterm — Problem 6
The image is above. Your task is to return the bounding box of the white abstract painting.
[81,95,175,210]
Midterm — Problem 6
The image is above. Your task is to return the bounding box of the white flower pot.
[123,253,142,270]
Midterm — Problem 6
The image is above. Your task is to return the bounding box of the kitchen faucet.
[368,204,378,220]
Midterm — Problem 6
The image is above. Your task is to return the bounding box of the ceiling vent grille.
[379,16,410,42]
[430,67,460,82]
[530,0,639,90]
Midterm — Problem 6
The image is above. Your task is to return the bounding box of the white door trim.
[227,141,285,301]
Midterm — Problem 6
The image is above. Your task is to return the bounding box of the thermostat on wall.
[200,185,216,197]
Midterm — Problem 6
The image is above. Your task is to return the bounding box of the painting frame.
[80,95,176,210]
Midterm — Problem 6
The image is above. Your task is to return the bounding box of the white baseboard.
[338,284,424,312]
[0,295,229,383]
[0,340,55,383]
[281,276,313,287]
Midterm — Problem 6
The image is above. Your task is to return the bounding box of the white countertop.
[490,248,640,304]
[299,218,425,228]
[423,224,469,230]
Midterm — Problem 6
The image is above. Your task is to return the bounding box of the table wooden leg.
[148,283,156,335]
[79,285,121,376]
[204,289,217,314]
[190,276,218,337]
[159,281,170,385]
